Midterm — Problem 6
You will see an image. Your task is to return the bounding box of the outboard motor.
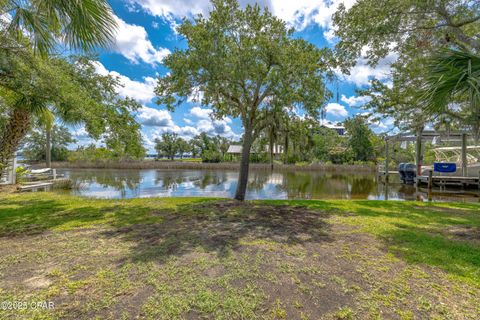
[398,163,406,183]
[403,163,416,184]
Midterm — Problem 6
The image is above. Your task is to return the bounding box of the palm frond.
[422,49,480,114]
[3,0,117,54]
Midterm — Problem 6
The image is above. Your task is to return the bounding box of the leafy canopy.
[156,0,330,135]
[22,124,75,162]
[0,48,145,159]
[333,0,480,131]
[344,116,375,162]
[155,133,184,160]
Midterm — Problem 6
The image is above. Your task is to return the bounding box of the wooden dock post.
[462,133,467,177]
[415,128,423,187]
[428,170,433,201]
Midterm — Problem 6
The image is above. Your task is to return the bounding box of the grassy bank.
[46,160,375,172]
[0,193,479,319]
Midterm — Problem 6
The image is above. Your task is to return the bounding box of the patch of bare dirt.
[446,225,480,242]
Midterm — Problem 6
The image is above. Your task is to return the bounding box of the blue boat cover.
[433,162,457,173]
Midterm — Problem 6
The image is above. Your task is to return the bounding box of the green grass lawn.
[0,192,479,319]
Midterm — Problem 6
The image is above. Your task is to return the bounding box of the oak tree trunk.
[234,128,253,201]
[0,109,31,169]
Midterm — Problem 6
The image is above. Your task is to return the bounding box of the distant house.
[321,122,345,135]
[226,144,284,156]
[227,145,243,155]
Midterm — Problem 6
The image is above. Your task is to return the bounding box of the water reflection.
[58,168,480,202]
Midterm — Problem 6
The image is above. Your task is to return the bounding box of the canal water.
[57,168,480,202]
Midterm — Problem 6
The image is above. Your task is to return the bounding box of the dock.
[18,182,53,192]
[378,170,399,175]
[417,175,479,188]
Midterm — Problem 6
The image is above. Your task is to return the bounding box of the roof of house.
[227,145,243,154]
[322,122,345,130]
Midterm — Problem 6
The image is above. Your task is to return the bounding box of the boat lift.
[381,130,480,199]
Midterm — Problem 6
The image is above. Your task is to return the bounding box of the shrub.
[201,150,222,163]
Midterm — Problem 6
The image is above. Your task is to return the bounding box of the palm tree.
[422,49,480,136]
[264,107,284,169]
[37,109,55,167]
[0,0,117,168]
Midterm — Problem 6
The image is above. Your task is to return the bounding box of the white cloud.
[68,125,105,148]
[340,94,372,107]
[187,107,237,138]
[113,16,171,65]
[272,0,356,32]
[336,52,397,87]
[195,118,238,139]
[126,0,355,34]
[187,86,205,103]
[126,0,210,19]
[190,106,213,119]
[325,103,348,118]
[139,105,240,144]
[93,62,156,104]
[138,106,174,127]
[180,126,200,137]
[154,125,197,137]
[360,112,395,133]
[71,126,89,139]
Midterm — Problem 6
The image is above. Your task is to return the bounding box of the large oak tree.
[155,0,330,200]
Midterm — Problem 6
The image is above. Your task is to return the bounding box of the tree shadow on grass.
[101,201,334,262]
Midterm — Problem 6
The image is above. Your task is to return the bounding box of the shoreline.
[43,161,376,172]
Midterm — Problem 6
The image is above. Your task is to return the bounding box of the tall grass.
[49,161,376,172]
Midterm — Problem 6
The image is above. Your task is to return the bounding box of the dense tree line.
[153,115,382,165]
[155,133,230,163]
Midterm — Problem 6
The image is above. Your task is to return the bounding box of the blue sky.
[74,0,396,152]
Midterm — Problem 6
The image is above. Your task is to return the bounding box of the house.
[226,144,284,155]
[226,145,243,155]
[321,121,345,135]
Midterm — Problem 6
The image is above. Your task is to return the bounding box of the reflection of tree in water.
[247,172,269,191]
[193,171,230,189]
[155,171,187,190]
[276,172,377,199]
[68,170,142,198]
[67,169,379,200]
[349,175,376,199]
